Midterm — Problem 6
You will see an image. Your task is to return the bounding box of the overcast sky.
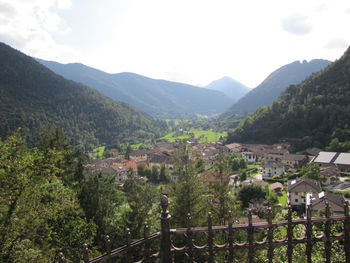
[0,0,349,88]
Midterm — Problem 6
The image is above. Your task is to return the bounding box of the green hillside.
[227,47,350,149]
[221,59,331,118]
[37,59,234,118]
[0,42,165,146]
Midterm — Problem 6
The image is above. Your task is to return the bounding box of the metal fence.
[57,195,350,263]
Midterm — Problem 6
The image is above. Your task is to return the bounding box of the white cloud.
[282,13,313,36]
[0,0,77,62]
[56,0,71,9]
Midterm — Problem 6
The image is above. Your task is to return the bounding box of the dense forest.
[227,46,350,150]
[0,43,166,147]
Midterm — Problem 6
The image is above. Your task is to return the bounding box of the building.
[287,178,322,207]
[312,152,350,173]
[241,151,258,163]
[308,192,345,214]
[281,154,308,169]
[320,165,340,185]
[262,161,285,178]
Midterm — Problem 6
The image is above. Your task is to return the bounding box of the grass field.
[92,146,105,159]
[161,129,226,143]
[277,191,288,207]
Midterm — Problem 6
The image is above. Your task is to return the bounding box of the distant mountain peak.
[220,58,332,118]
[205,76,249,100]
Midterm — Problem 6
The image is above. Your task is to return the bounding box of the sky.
[0,0,349,88]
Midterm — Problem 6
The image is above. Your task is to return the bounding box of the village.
[87,139,350,218]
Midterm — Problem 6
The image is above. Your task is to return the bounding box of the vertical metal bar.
[186,213,194,263]
[344,201,350,263]
[227,210,234,263]
[144,222,150,263]
[324,202,331,263]
[160,195,173,263]
[82,244,89,263]
[208,212,215,263]
[287,205,293,263]
[247,209,254,263]
[305,205,312,263]
[267,207,274,263]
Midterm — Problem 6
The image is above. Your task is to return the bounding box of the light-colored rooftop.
[334,153,350,165]
[313,152,337,163]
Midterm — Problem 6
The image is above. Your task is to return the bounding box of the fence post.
[144,222,151,263]
[126,228,132,263]
[207,212,215,263]
[160,194,172,263]
[305,204,312,263]
[186,213,194,263]
[82,244,89,263]
[344,201,350,263]
[247,209,254,263]
[286,205,293,263]
[267,207,274,263]
[324,202,331,263]
[227,210,234,263]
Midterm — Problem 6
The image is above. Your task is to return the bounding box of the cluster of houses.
[87,139,350,214]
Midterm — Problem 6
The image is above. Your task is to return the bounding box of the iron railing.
[57,195,350,263]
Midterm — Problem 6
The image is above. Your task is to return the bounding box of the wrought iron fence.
[57,195,350,263]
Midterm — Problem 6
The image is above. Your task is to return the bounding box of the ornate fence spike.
[57,252,64,263]
[247,209,254,263]
[160,195,172,263]
[82,243,89,263]
[105,235,111,255]
[144,221,151,262]
[186,213,194,263]
[287,204,293,263]
[125,228,132,263]
[227,210,234,263]
[324,202,331,263]
[344,201,350,263]
[207,212,214,263]
[267,207,274,263]
[306,204,312,263]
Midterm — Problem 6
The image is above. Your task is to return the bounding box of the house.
[287,178,322,207]
[241,151,258,163]
[242,178,265,187]
[270,182,284,193]
[312,152,350,172]
[320,165,340,185]
[281,154,308,169]
[309,192,345,214]
[262,161,285,178]
[129,150,149,162]
[224,143,242,154]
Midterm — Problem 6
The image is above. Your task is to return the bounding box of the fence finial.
[57,252,64,263]
[82,243,89,263]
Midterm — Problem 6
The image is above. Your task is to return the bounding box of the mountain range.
[221,59,331,118]
[205,76,250,101]
[0,42,164,146]
[227,46,350,149]
[36,59,234,118]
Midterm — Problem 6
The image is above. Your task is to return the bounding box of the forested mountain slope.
[37,59,234,118]
[221,59,331,118]
[227,47,350,149]
[0,42,165,146]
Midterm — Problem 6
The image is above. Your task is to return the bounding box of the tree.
[0,134,95,262]
[170,143,209,227]
[300,163,321,181]
[210,154,233,225]
[238,184,267,208]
